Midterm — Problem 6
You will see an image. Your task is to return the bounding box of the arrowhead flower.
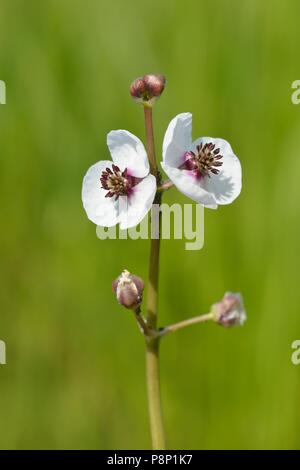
[82,130,156,229]
[161,113,242,208]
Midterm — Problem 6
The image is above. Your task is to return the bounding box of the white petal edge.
[161,162,218,209]
[82,161,119,226]
[162,113,192,168]
[192,137,242,205]
[119,174,157,229]
[107,130,149,178]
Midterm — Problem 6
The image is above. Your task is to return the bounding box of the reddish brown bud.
[129,78,146,99]
[112,270,144,311]
[144,74,166,97]
[211,292,246,328]
[129,73,166,106]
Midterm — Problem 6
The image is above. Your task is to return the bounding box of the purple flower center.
[100,164,139,200]
[180,142,223,178]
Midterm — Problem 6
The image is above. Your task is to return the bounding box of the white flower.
[82,130,156,229]
[161,113,242,208]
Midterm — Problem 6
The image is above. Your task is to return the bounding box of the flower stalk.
[157,180,174,193]
[134,308,155,337]
[158,312,214,337]
[144,105,166,450]
[144,106,158,179]
[145,337,165,450]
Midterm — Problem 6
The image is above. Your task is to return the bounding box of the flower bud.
[129,74,166,106]
[112,270,144,311]
[211,292,246,328]
[144,74,166,97]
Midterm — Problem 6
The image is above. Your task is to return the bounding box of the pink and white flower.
[82,130,156,229]
[161,113,242,208]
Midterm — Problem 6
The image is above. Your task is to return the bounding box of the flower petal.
[119,174,156,229]
[107,130,149,178]
[82,161,119,226]
[162,113,192,168]
[161,162,217,208]
[192,137,242,205]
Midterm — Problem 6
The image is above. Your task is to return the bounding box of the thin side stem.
[144,105,166,450]
[157,180,174,193]
[135,311,155,338]
[159,312,214,337]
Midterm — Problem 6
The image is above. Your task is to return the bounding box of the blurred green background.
[0,0,300,450]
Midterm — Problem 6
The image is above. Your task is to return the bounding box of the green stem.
[159,312,214,337]
[144,106,158,178]
[146,191,161,329]
[146,338,166,450]
[144,105,166,450]
[135,310,155,337]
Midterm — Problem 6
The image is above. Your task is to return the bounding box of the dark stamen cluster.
[100,164,132,199]
[182,142,223,177]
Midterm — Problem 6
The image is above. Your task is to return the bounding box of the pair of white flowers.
[82,113,242,229]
